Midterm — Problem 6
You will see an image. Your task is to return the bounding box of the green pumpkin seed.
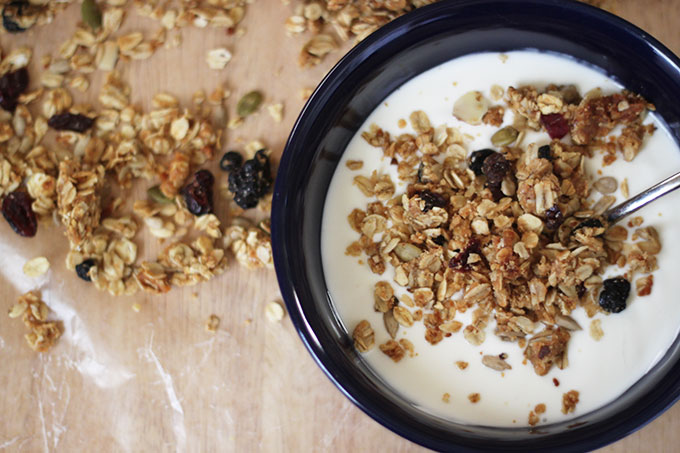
[147,185,173,204]
[491,126,519,147]
[237,91,263,117]
[81,0,102,31]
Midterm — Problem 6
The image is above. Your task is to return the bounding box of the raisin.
[573,218,603,233]
[576,282,586,299]
[544,205,564,230]
[433,235,447,246]
[599,277,630,313]
[468,148,495,176]
[181,169,214,216]
[2,1,35,33]
[488,182,504,202]
[228,149,272,209]
[481,152,510,185]
[76,259,97,282]
[48,113,95,132]
[0,67,29,112]
[219,151,243,172]
[449,239,481,272]
[2,190,37,237]
[418,190,447,212]
[537,144,552,161]
[541,113,569,139]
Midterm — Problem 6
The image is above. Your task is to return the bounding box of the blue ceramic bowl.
[271,1,680,450]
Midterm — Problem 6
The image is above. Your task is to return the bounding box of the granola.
[348,83,661,381]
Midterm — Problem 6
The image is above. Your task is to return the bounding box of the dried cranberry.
[228,149,272,209]
[544,205,564,230]
[541,113,569,139]
[599,277,630,313]
[449,239,481,272]
[468,148,495,176]
[181,169,214,216]
[481,152,510,185]
[537,144,552,161]
[48,113,95,132]
[0,67,29,112]
[2,190,37,237]
[76,259,97,282]
[418,190,447,212]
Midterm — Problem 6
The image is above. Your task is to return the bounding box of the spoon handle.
[605,170,680,224]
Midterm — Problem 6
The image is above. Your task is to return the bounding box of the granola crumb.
[442,393,451,403]
[528,411,539,426]
[265,300,286,322]
[267,103,284,123]
[399,338,415,357]
[468,393,481,403]
[397,118,407,128]
[380,339,405,362]
[590,319,604,341]
[636,275,654,296]
[535,403,546,414]
[132,302,141,313]
[456,361,469,370]
[205,314,220,333]
[561,390,580,414]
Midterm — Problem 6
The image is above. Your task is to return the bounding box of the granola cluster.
[8,290,61,352]
[350,83,661,380]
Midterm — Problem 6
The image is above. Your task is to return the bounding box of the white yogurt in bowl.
[321,51,680,427]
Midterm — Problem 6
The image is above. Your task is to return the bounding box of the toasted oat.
[636,275,654,297]
[380,339,405,362]
[346,160,364,171]
[23,257,50,277]
[353,320,375,353]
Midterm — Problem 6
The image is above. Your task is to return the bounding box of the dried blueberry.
[468,148,495,176]
[181,169,214,216]
[599,277,630,313]
[76,259,97,282]
[48,113,95,132]
[2,190,37,237]
[219,151,243,172]
[228,149,272,209]
[538,145,552,161]
[2,1,35,33]
[0,67,29,112]
[544,205,564,230]
[482,152,510,185]
[418,190,447,212]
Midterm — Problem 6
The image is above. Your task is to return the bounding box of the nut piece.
[265,300,286,323]
[562,390,580,414]
[23,257,50,277]
[482,354,512,371]
[453,91,490,125]
[206,48,232,70]
[352,320,375,352]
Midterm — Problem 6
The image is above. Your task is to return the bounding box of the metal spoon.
[605,170,680,224]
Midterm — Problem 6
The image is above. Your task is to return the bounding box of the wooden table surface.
[0,1,679,452]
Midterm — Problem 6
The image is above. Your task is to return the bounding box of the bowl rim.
[272,0,680,450]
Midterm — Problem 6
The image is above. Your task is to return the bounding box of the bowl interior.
[272,1,680,451]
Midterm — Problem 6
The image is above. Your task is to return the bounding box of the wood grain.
[0,1,678,452]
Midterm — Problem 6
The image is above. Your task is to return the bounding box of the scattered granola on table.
[8,290,61,352]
